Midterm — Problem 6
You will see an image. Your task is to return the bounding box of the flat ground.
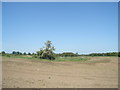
[2,56,118,88]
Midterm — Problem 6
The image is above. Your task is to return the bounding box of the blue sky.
[2,2,118,54]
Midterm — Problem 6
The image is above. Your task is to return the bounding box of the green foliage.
[88,52,118,56]
[1,51,6,56]
[12,51,22,55]
[31,53,37,58]
[6,54,10,57]
[118,52,120,57]
[19,52,22,55]
[36,40,55,60]
[56,52,79,57]
[28,52,31,55]
[23,52,27,55]
[2,54,89,62]
[2,51,5,55]
[12,51,16,54]
[55,56,89,62]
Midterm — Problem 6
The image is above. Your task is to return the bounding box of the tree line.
[1,51,33,55]
[1,51,120,57]
[88,52,119,56]
[0,40,120,60]
[55,52,79,57]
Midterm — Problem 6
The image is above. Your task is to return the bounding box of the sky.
[2,2,118,54]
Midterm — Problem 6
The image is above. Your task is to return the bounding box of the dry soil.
[2,57,118,88]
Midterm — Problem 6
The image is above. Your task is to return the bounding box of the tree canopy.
[36,40,55,60]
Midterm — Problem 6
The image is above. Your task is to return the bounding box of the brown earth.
[2,57,118,88]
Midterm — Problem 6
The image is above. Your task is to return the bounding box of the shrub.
[36,40,55,60]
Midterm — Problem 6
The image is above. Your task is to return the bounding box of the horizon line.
[0,51,119,55]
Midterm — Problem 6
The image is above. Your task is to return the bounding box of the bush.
[40,54,55,60]
[36,40,55,60]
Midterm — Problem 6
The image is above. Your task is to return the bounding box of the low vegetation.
[1,40,119,62]
[35,40,55,60]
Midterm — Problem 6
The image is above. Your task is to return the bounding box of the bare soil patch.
[2,57,118,88]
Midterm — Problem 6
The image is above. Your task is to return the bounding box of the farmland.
[2,2,118,89]
[2,56,118,88]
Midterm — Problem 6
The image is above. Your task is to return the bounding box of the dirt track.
[2,57,118,88]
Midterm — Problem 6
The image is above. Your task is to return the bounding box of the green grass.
[54,57,89,62]
[1,54,33,59]
[1,54,89,62]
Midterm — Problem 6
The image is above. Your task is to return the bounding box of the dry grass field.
[2,56,118,88]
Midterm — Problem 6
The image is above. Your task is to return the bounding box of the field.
[2,56,118,88]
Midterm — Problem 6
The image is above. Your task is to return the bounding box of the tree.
[16,51,20,55]
[12,51,16,54]
[76,52,79,56]
[28,52,31,55]
[37,40,55,60]
[59,52,77,57]
[32,53,35,55]
[2,51,5,55]
[23,52,27,55]
[19,52,22,55]
[118,52,120,57]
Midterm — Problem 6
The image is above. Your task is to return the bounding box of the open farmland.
[2,56,118,88]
